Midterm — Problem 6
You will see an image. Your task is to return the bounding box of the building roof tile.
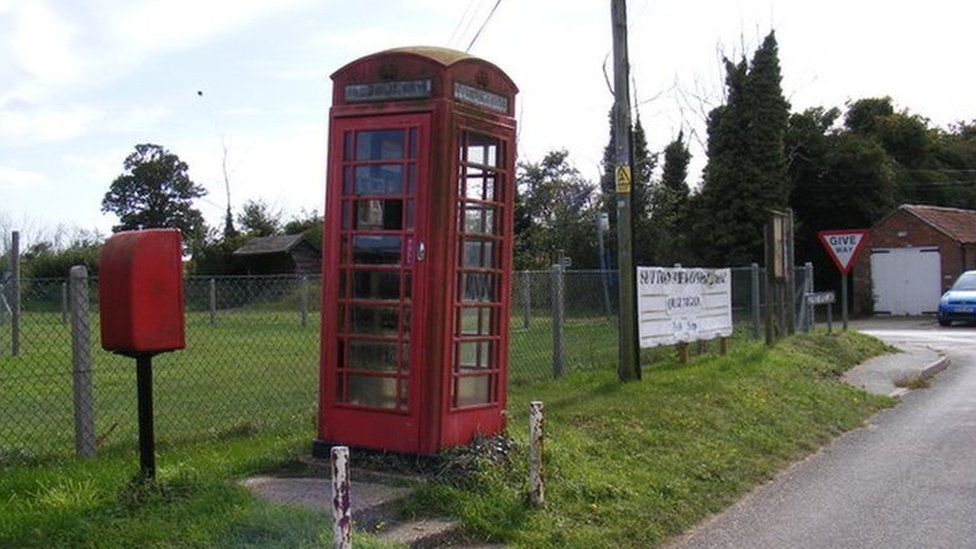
[903,204,976,244]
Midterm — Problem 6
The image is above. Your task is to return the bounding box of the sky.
[2,0,975,246]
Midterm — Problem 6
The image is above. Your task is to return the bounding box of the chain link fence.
[0,261,811,465]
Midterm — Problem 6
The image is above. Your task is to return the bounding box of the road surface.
[672,318,976,549]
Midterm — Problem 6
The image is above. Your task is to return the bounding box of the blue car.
[938,270,976,326]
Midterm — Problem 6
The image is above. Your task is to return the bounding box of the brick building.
[853,204,976,315]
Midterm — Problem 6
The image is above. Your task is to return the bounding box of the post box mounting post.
[136,353,156,479]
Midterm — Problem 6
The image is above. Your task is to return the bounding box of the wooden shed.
[852,204,976,315]
[233,234,321,275]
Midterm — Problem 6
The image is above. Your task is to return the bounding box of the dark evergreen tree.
[223,206,238,239]
[631,116,659,264]
[598,109,619,259]
[695,31,790,266]
[598,112,658,265]
[652,131,692,264]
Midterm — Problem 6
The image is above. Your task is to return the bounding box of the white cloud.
[8,2,84,85]
[103,0,316,63]
[164,122,327,229]
[0,104,103,144]
[0,165,46,188]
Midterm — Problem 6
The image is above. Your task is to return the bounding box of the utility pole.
[611,0,640,381]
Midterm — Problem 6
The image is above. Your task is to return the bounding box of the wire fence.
[0,265,811,465]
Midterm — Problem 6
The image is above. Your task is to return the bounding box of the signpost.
[817,229,869,331]
[765,211,791,345]
[805,291,836,333]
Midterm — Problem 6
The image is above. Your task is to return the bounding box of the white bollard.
[331,446,351,549]
[529,401,545,507]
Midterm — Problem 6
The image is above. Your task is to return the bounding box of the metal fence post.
[750,262,760,340]
[11,230,20,356]
[331,446,351,549]
[529,401,545,508]
[551,264,565,379]
[301,276,309,327]
[209,278,217,327]
[61,281,68,324]
[803,262,814,332]
[70,265,95,458]
[522,270,531,329]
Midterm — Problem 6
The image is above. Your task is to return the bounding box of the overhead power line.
[466,0,503,52]
[447,0,478,49]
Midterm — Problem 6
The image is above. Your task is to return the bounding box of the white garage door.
[870,247,941,315]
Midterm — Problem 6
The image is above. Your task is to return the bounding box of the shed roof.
[233,234,307,256]
[901,204,976,244]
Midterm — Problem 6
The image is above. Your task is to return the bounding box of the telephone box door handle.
[417,241,426,261]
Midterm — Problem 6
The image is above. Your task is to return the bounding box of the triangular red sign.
[818,229,870,275]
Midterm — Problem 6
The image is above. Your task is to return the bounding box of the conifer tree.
[652,131,692,264]
[695,31,790,266]
[631,116,659,264]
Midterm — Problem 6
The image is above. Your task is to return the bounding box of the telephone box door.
[322,114,430,452]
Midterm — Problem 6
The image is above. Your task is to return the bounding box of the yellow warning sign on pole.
[615,165,631,194]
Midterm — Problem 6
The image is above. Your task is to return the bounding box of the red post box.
[99,229,185,355]
[98,228,184,479]
[314,47,518,455]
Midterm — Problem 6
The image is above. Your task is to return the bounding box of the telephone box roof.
[331,45,518,94]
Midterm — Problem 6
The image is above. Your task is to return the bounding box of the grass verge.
[0,430,393,548]
[402,330,894,547]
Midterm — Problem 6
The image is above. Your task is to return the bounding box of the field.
[0,311,320,464]
[0,306,628,464]
[1,270,760,465]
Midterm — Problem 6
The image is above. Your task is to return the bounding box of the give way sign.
[818,229,870,275]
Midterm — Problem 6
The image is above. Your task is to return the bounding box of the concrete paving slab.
[842,340,948,397]
[241,475,468,546]
[240,475,411,520]
[379,517,463,547]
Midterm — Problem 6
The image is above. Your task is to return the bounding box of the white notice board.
[637,267,733,348]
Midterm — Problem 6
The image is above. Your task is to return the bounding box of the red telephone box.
[314,47,518,455]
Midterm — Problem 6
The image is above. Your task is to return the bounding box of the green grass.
[1,330,892,548]
[402,330,895,547]
[1,311,321,464]
[0,306,630,462]
[0,429,396,548]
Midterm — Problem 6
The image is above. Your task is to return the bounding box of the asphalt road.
[671,317,976,549]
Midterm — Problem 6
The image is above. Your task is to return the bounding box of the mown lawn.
[403,330,895,547]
